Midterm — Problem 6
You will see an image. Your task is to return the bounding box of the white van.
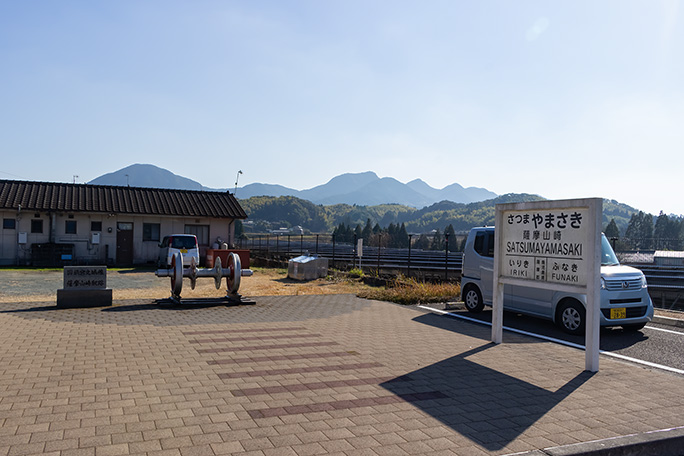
[460,227,654,334]
[157,234,200,268]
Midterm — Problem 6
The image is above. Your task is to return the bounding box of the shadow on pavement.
[103,298,256,312]
[381,340,595,451]
[438,306,650,351]
[0,305,59,313]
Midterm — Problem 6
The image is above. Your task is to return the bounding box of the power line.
[0,170,29,179]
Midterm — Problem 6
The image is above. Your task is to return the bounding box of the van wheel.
[463,286,484,313]
[622,322,646,331]
[556,300,585,335]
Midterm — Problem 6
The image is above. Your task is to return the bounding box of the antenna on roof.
[125,174,130,187]
[73,175,79,184]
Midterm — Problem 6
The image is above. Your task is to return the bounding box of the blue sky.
[1,1,683,216]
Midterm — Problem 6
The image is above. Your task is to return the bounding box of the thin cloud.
[526,17,550,41]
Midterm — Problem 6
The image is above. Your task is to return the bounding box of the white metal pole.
[585,199,603,372]
[492,206,504,344]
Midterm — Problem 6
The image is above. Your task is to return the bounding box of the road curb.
[652,315,684,328]
[505,425,684,456]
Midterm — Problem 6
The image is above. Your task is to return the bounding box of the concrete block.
[56,288,113,308]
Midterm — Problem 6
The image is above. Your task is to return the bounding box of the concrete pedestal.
[57,289,113,308]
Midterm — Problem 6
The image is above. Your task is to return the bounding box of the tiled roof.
[0,180,247,219]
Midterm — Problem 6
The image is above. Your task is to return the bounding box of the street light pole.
[234,170,243,195]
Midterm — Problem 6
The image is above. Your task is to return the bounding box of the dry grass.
[238,268,377,296]
[110,267,378,300]
[357,276,461,305]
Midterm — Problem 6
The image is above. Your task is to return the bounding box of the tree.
[396,223,409,249]
[415,234,431,250]
[444,224,457,252]
[604,219,620,239]
[354,224,363,241]
[654,212,670,249]
[625,211,654,250]
[332,223,347,243]
[361,218,373,243]
[430,229,443,250]
[654,212,683,250]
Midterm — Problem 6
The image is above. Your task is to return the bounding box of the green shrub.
[348,268,365,278]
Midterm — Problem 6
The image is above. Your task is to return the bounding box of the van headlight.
[600,277,606,289]
[641,275,648,288]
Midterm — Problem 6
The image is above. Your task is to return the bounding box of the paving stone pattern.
[1,294,684,455]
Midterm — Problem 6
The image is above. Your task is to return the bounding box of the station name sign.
[500,207,589,287]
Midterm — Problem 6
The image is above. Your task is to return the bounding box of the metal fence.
[608,237,684,251]
[241,233,684,311]
[240,233,463,281]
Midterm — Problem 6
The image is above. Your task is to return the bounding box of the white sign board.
[500,207,589,289]
[493,198,602,372]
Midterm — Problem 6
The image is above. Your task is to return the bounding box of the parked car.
[157,234,199,268]
[460,227,654,334]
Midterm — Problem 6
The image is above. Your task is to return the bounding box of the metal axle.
[155,252,253,302]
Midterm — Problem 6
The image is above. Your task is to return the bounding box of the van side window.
[486,233,495,257]
[474,231,495,258]
[474,232,485,256]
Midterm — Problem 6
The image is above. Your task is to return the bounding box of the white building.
[0,180,247,266]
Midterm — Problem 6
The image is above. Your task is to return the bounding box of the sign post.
[493,198,602,372]
[357,238,363,271]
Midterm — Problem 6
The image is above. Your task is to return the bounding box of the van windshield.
[171,236,197,249]
[601,234,620,266]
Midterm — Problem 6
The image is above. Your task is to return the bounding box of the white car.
[157,234,199,268]
[460,227,654,334]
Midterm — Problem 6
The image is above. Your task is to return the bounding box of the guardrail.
[629,265,684,311]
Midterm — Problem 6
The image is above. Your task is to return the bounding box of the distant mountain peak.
[88,165,498,208]
[88,163,206,191]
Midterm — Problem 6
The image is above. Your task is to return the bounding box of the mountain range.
[88,164,498,208]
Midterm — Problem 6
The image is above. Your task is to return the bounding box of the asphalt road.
[436,306,684,373]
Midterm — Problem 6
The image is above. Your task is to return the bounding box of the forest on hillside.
[238,194,544,235]
[237,194,683,250]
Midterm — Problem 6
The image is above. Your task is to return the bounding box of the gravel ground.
[1,268,682,322]
[0,267,374,303]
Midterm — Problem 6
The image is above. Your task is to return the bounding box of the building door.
[116,222,134,266]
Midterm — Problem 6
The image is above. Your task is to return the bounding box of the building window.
[65,220,77,234]
[185,224,209,246]
[31,219,43,233]
[3,219,15,230]
[143,223,160,242]
[91,221,102,231]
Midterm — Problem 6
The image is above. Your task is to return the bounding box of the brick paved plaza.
[1,294,684,455]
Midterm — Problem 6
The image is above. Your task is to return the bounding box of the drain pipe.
[49,212,56,243]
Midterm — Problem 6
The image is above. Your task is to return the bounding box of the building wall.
[0,209,237,266]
